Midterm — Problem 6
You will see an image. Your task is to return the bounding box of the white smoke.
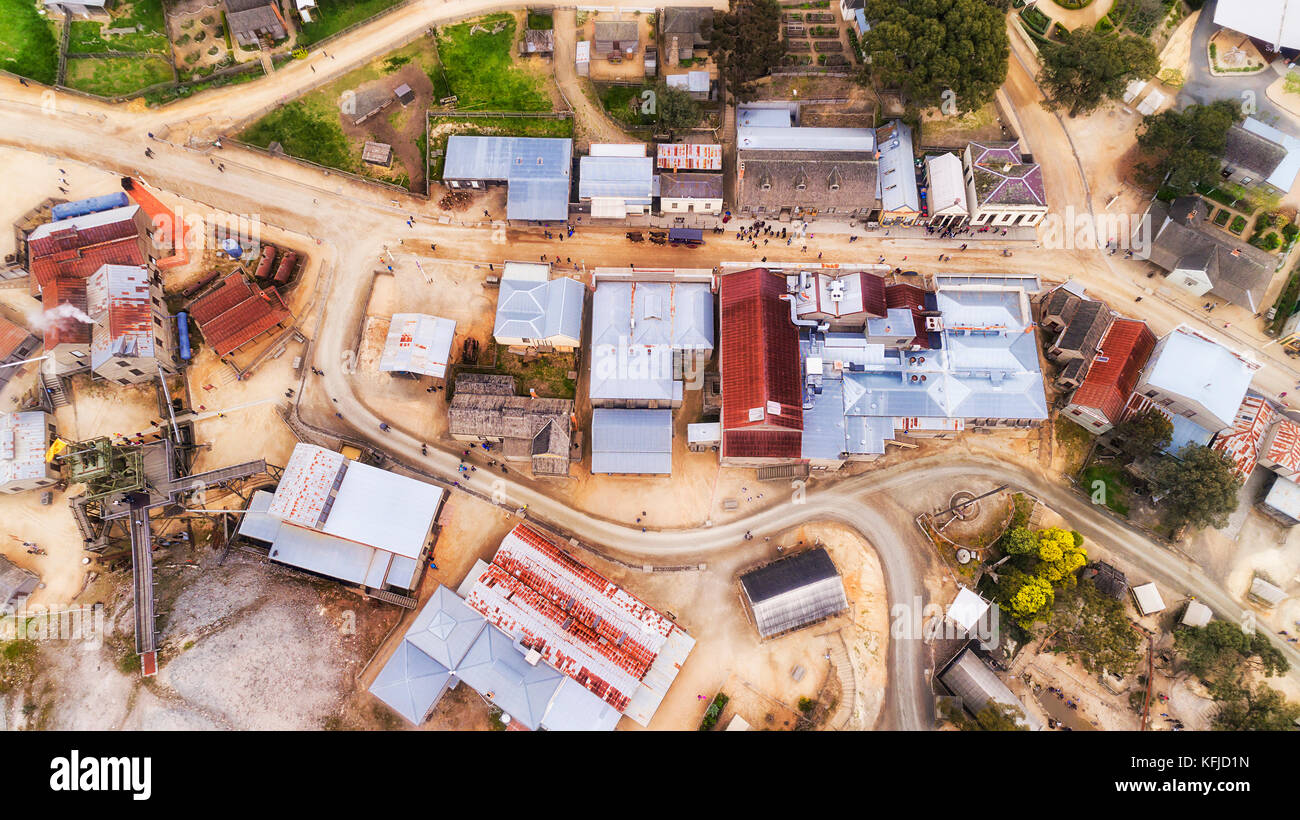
[30,303,97,331]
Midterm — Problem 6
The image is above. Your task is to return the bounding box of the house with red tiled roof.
[0,316,39,393]
[718,268,803,465]
[1062,318,1156,433]
[41,277,92,374]
[187,272,292,357]
[25,205,153,295]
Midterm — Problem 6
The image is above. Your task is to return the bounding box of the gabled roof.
[740,548,848,639]
[188,272,292,356]
[591,408,672,474]
[737,150,877,212]
[658,171,723,199]
[1241,116,1300,191]
[1068,318,1155,424]
[379,313,456,378]
[1213,392,1277,480]
[876,120,919,213]
[589,279,714,401]
[0,316,35,361]
[85,264,154,369]
[0,412,52,487]
[442,136,573,221]
[1264,417,1300,474]
[1224,124,1287,179]
[926,152,968,216]
[42,276,91,349]
[1141,327,1257,430]
[1147,198,1274,312]
[719,269,802,459]
[494,275,585,343]
[578,155,654,201]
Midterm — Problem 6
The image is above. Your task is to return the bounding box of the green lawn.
[598,83,656,127]
[1080,463,1130,516]
[436,14,549,111]
[427,114,573,178]
[67,0,169,54]
[64,56,173,97]
[241,102,355,172]
[0,0,60,84]
[296,0,403,48]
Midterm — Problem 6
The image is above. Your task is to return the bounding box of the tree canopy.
[1112,407,1173,458]
[654,82,702,134]
[1209,681,1300,731]
[709,0,784,99]
[1049,580,1142,674]
[994,526,1088,626]
[946,701,1029,731]
[1174,621,1289,683]
[858,0,1009,113]
[1136,100,1242,195]
[1152,444,1242,530]
[1039,29,1159,117]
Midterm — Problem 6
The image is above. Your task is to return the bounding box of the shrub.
[698,693,730,730]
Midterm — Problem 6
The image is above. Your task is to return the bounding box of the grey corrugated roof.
[1147,198,1274,312]
[494,276,585,343]
[658,172,723,199]
[939,647,1042,730]
[368,640,453,725]
[591,408,673,474]
[876,120,920,212]
[737,150,877,213]
[579,155,654,201]
[405,585,487,669]
[442,136,573,221]
[0,554,38,613]
[455,626,565,729]
[740,549,848,638]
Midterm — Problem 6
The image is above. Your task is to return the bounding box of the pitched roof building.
[0,411,59,494]
[590,408,673,474]
[26,204,153,295]
[187,271,292,357]
[1145,197,1276,312]
[962,141,1047,227]
[1135,326,1258,434]
[0,555,39,616]
[660,7,712,60]
[223,0,287,47]
[593,20,639,55]
[1063,318,1156,433]
[0,316,40,393]
[447,374,574,476]
[238,444,444,593]
[578,152,654,219]
[379,313,456,379]
[875,120,920,224]
[939,646,1043,730]
[460,524,696,726]
[86,264,176,384]
[739,548,849,639]
[492,263,585,351]
[442,136,573,222]
[719,268,803,464]
[1213,393,1278,480]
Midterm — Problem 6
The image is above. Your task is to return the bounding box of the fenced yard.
[0,0,61,84]
[435,13,550,111]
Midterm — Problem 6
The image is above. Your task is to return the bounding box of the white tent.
[946,587,991,633]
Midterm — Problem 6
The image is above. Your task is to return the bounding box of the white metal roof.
[321,459,442,559]
[27,204,141,241]
[946,587,991,633]
[379,313,456,378]
[1131,582,1166,616]
[589,142,647,157]
[0,411,51,487]
[1142,328,1257,431]
[1265,473,1300,519]
[1214,0,1300,51]
[925,152,968,216]
[1180,600,1213,628]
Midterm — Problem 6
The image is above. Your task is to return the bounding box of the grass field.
[436,14,549,111]
[65,56,173,97]
[240,37,441,184]
[426,114,573,178]
[598,83,656,127]
[1080,462,1129,515]
[67,0,169,54]
[0,0,60,84]
[296,0,403,48]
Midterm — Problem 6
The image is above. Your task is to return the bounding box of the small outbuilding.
[362,141,393,167]
[739,548,849,639]
[1180,600,1213,628]
[379,313,456,379]
[1131,582,1166,616]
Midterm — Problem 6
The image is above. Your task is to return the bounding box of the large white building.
[1133,327,1257,435]
[238,444,445,595]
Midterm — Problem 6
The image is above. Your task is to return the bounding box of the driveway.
[1179,0,1292,126]
[551,8,636,149]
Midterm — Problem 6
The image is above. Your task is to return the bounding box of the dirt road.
[552,8,636,149]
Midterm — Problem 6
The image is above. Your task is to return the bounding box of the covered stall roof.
[938,646,1042,730]
[1181,600,1213,628]
[946,587,991,634]
[379,313,456,378]
[740,548,849,639]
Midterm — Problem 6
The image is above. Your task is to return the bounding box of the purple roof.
[969,141,1046,208]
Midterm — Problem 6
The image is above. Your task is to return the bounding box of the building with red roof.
[25,205,153,295]
[1063,318,1156,433]
[1260,417,1300,478]
[86,264,177,384]
[0,317,39,393]
[187,272,292,357]
[719,268,803,464]
[41,276,92,373]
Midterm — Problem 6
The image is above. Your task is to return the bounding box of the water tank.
[255,245,278,280]
[177,312,192,361]
[51,192,130,221]
[273,251,298,285]
[221,238,244,259]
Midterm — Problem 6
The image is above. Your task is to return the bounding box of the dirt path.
[552,8,636,150]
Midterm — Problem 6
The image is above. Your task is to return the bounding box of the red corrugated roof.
[1265,418,1300,475]
[1068,319,1155,424]
[861,272,887,318]
[189,272,291,356]
[0,316,33,360]
[884,282,929,346]
[719,268,803,459]
[29,236,148,290]
[42,276,91,349]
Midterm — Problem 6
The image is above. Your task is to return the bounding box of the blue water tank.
[177,312,192,361]
[51,192,130,221]
[221,238,244,259]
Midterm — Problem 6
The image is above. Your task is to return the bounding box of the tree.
[1210,681,1300,731]
[1174,621,1289,683]
[1039,29,1158,117]
[945,701,1028,731]
[709,0,784,98]
[1050,581,1142,674]
[654,82,701,134]
[1112,407,1173,457]
[1136,100,1241,195]
[1005,569,1055,623]
[1000,526,1038,556]
[1152,444,1243,530]
[858,0,1008,114]
[1034,527,1088,585]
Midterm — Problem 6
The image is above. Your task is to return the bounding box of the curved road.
[2,0,1299,728]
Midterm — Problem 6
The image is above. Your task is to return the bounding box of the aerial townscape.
[5,0,1300,755]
